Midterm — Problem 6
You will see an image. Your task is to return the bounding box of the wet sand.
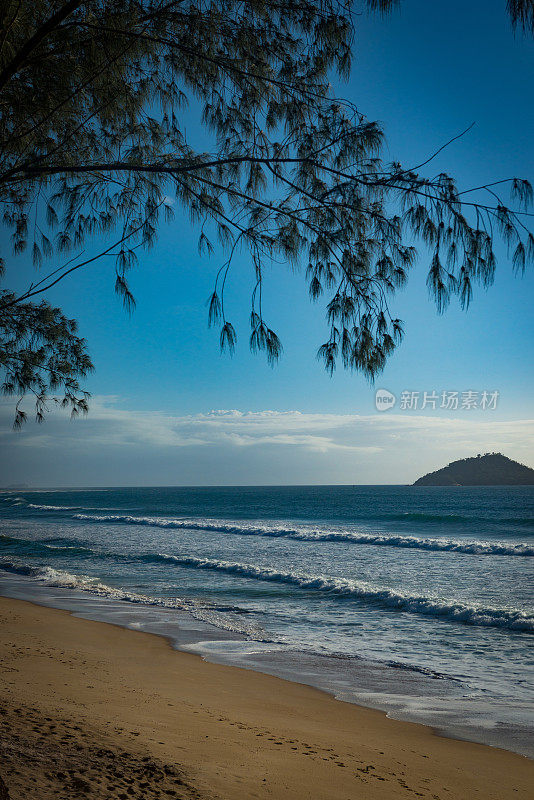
[0,595,532,799]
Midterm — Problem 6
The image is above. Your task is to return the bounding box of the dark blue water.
[1,486,533,756]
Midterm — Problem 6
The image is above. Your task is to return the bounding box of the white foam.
[72,514,534,557]
[154,553,534,632]
[0,560,268,639]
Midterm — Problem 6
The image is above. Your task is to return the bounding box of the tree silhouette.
[0,0,532,425]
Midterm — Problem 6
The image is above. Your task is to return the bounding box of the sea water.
[0,485,532,756]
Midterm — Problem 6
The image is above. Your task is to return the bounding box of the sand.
[0,596,532,799]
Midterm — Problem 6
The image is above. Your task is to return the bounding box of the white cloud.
[1,397,532,486]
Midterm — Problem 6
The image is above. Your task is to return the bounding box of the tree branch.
[0,0,84,92]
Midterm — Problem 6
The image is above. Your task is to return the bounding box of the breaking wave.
[150,553,534,632]
[0,560,266,639]
[72,514,534,556]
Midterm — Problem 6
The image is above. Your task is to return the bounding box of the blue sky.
[1,0,533,486]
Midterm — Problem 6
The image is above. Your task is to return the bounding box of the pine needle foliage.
[0,293,92,427]
[0,0,532,423]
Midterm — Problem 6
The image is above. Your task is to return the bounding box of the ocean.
[0,485,532,757]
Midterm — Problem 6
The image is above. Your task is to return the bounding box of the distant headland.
[413,453,534,486]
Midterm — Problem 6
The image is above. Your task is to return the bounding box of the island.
[413,453,534,486]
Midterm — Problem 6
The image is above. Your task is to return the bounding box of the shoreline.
[1,570,532,759]
[0,595,532,799]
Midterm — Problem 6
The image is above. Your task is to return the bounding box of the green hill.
[413,453,534,486]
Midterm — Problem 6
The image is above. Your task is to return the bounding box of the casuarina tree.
[0,0,532,426]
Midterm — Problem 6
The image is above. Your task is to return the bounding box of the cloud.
[0,397,532,486]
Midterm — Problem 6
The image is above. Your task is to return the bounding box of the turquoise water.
[1,486,533,755]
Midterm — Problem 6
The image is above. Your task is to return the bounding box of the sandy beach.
[0,596,531,799]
